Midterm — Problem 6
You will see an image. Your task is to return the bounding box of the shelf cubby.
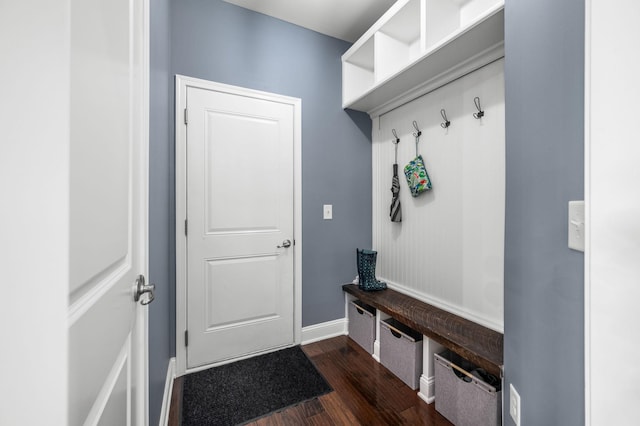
[375,0,422,83]
[342,36,375,107]
[425,0,501,49]
[342,0,504,116]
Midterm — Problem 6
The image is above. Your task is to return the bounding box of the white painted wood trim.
[139,2,151,425]
[418,374,435,404]
[344,290,357,317]
[372,341,381,362]
[584,2,592,425]
[373,310,381,362]
[418,337,444,404]
[293,91,303,348]
[301,319,348,345]
[68,263,132,326]
[174,75,303,376]
[585,1,640,424]
[175,75,188,377]
[159,358,176,426]
[139,308,150,426]
[366,43,504,118]
[373,309,391,362]
[83,337,131,425]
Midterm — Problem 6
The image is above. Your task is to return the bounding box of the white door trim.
[175,75,302,376]
[584,1,592,422]
[585,0,640,423]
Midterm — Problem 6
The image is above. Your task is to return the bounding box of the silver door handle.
[277,239,292,248]
[134,274,155,305]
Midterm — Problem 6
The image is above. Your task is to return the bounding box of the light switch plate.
[568,200,585,252]
[323,204,332,220]
[509,384,521,426]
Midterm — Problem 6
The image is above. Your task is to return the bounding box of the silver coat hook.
[440,109,451,129]
[412,120,421,138]
[473,96,485,119]
[391,129,400,163]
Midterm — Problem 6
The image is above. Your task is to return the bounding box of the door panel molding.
[82,336,131,425]
[175,75,302,376]
[68,260,132,325]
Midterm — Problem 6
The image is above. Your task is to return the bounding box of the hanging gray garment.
[390,163,402,222]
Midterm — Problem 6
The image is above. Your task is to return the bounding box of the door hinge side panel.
[184,108,188,125]
[185,330,189,347]
[184,219,188,236]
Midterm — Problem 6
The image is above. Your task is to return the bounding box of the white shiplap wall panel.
[372,59,504,331]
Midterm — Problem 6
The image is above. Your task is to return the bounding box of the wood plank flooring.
[168,335,453,425]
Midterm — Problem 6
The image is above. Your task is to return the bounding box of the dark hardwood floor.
[168,335,453,425]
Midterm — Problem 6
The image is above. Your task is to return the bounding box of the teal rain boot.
[356,249,387,291]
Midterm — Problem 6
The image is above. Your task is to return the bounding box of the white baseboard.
[301,318,347,345]
[418,374,435,404]
[373,340,381,362]
[159,357,176,426]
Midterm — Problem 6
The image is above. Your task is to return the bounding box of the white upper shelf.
[342,0,505,117]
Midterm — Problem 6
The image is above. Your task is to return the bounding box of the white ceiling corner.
[222,0,396,43]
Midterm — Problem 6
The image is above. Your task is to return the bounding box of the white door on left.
[68,0,149,425]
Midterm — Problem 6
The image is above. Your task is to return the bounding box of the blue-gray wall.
[149,0,172,424]
[504,0,584,424]
[149,0,371,420]
[170,0,372,328]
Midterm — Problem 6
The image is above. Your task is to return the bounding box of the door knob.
[277,239,292,248]
[134,274,155,305]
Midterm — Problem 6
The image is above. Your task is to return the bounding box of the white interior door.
[68,0,149,424]
[184,82,298,369]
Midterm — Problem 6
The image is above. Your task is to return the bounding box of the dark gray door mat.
[181,345,332,425]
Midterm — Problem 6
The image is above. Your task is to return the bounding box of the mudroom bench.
[342,284,503,401]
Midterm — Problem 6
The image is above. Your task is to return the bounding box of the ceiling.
[223,0,396,42]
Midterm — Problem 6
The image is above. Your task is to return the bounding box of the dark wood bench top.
[343,284,503,377]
